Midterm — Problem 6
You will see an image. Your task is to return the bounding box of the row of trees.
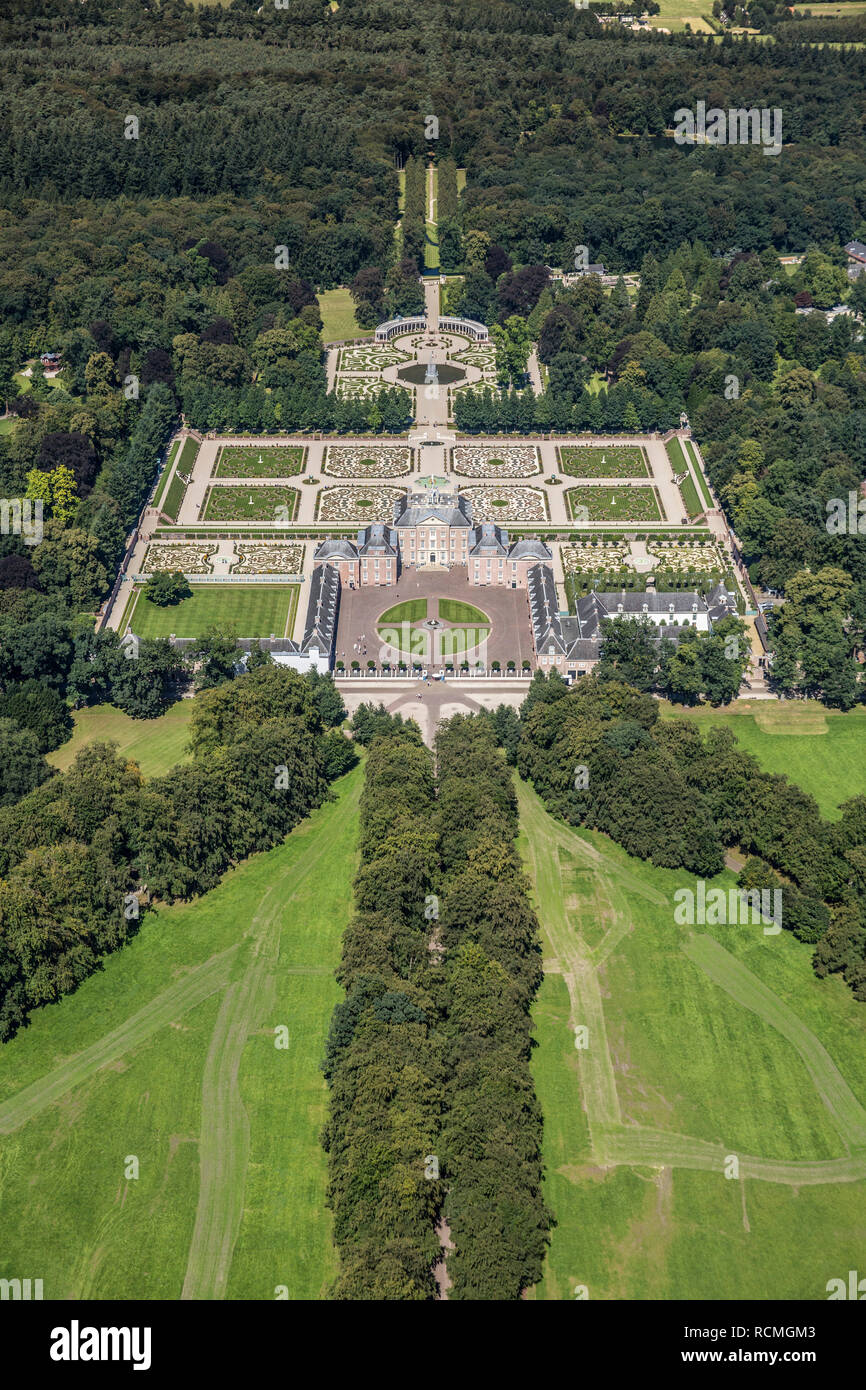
[323,719,445,1299]
[513,672,866,1001]
[434,715,550,1298]
[0,666,351,1042]
[323,708,550,1297]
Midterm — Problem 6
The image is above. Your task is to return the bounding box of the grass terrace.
[161,436,200,521]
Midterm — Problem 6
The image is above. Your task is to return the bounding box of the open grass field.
[517,777,866,1300]
[558,445,648,478]
[129,584,298,639]
[317,287,373,344]
[215,445,305,479]
[48,702,194,779]
[0,764,362,1300]
[658,700,866,819]
[438,598,489,624]
[648,0,715,31]
[201,485,299,523]
[566,485,662,522]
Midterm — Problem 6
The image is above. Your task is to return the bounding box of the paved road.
[338,676,530,745]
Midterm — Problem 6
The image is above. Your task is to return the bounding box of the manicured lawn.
[201,485,299,523]
[667,437,703,518]
[47,702,193,779]
[215,445,305,478]
[0,417,16,434]
[317,287,373,343]
[0,766,363,1299]
[685,439,714,508]
[438,598,489,625]
[565,486,661,522]
[658,700,866,819]
[130,584,298,639]
[378,598,427,624]
[558,445,648,478]
[152,438,180,508]
[161,437,200,520]
[517,777,866,1300]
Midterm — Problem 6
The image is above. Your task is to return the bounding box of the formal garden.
[335,374,385,400]
[200,485,300,522]
[461,485,549,522]
[558,445,649,478]
[315,485,405,522]
[561,539,724,575]
[563,538,730,602]
[565,486,661,522]
[322,444,413,477]
[213,444,306,478]
[338,343,410,371]
[451,444,541,478]
[233,542,305,574]
[140,542,218,574]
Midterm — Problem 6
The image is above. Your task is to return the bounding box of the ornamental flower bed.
[315,486,405,522]
[454,344,496,370]
[232,543,305,574]
[565,486,661,523]
[140,543,217,574]
[452,445,541,478]
[322,445,412,478]
[339,344,410,371]
[562,541,631,573]
[558,445,648,478]
[214,445,305,478]
[336,374,387,400]
[644,541,724,573]
[200,485,300,523]
[461,485,549,522]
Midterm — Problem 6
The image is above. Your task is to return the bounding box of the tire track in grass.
[518,777,866,1188]
[519,780,621,1135]
[180,913,279,1301]
[683,933,866,1150]
[0,947,238,1137]
[181,780,360,1300]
